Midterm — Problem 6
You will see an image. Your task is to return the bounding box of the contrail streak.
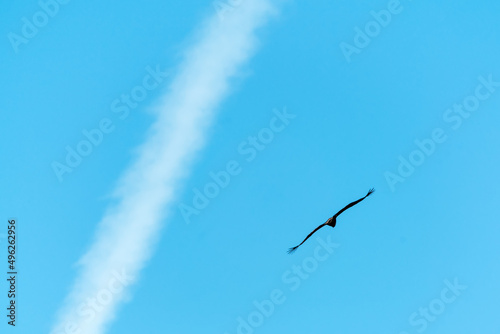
[51,1,277,333]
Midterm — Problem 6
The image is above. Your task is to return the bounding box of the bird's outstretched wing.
[287,222,328,254]
[333,188,375,218]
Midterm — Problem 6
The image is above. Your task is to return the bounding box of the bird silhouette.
[288,188,375,254]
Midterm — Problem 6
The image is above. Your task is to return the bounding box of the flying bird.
[288,188,375,254]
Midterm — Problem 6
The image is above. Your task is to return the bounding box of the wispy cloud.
[51,1,277,333]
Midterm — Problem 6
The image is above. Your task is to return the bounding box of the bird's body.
[326,217,336,228]
[287,188,374,254]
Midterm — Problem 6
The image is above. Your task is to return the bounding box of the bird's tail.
[367,188,375,197]
[287,245,299,254]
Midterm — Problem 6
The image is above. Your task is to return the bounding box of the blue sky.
[1,0,500,333]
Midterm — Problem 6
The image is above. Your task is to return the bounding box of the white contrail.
[51,1,277,333]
